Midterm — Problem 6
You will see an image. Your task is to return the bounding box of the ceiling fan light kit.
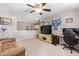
[26,3,51,15]
[34,8,43,13]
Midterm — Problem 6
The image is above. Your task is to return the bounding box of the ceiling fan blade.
[30,10,35,13]
[39,12,42,15]
[41,3,46,7]
[43,9,51,12]
[27,4,35,8]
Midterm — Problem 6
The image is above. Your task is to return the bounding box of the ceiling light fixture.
[26,3,51,15]
[34,8,43,13]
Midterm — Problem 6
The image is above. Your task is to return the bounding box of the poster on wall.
[0,17,12,25]
[66,18,73,23]
[52,18,61,30]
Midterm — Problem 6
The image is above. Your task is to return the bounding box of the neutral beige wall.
[40,8,79,36]
[52,8,79,36]
[17,21,31,30]
[0,13,17,38]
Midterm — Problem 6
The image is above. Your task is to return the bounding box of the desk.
[58,35,65,45]
[51,34,64,45]
[51,35,59,45]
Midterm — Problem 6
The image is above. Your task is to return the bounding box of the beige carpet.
[17,39,79,56]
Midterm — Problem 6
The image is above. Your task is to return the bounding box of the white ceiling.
[0,3,79,24]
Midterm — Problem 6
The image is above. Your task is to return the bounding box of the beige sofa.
[0,45,26,56]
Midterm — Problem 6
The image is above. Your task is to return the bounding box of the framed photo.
[0,17,12,25]
[66,18,73,23]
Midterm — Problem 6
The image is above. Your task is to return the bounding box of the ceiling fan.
[26,3,51,15]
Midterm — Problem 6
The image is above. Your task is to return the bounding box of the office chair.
[63,28,78,53]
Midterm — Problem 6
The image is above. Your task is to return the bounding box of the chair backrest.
[63,28,78,46]
[73,28,79,34]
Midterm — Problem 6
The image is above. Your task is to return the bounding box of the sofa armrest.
[0,45,26,56]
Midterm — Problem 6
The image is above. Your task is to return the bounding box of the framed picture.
[0,17,12,25]
[66,18,73,23]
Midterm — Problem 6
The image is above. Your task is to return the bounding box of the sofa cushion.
[0,45,26,56]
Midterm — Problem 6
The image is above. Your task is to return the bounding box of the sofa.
[0,38,26,56]
[0,44,26,56]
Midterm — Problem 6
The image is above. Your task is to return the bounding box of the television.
[40,25,51,34]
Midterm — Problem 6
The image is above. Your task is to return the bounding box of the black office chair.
[63,28,78,53]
